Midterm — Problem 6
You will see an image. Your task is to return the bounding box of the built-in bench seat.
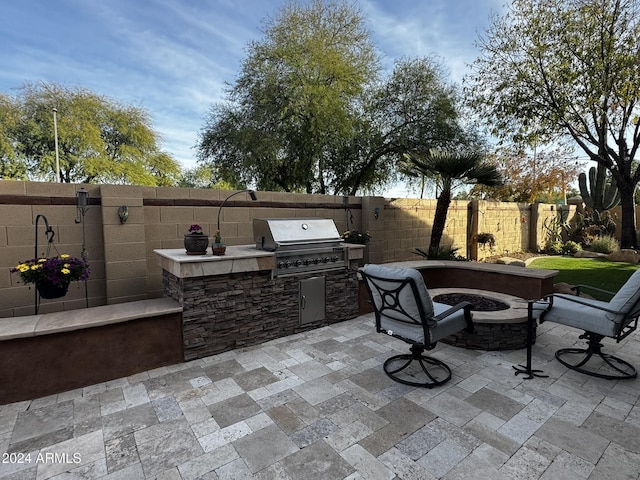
[359,260,558,314]
[0,298,183,404]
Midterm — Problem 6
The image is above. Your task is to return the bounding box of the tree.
[467,0,640,247]
[404,148,502,257]
[367,57,480,196]
[197,0,474,195]
[1,82,181,185]
[0,94,27,179]
[197,0,379,194]
[471,145,583,203]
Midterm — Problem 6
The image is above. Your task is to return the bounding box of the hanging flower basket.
[37,281,70,299]
[11,254,90,300]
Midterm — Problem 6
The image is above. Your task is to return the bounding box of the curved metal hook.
[35,214,55,259]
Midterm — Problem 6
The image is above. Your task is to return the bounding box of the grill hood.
[254,218,342,251]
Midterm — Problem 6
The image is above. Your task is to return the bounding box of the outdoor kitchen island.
[155,243,365,361]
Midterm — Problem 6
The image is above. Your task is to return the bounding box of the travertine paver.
[1,313,640,479]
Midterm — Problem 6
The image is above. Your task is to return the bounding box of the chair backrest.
[608,268,640,322]
[360,264,435,331]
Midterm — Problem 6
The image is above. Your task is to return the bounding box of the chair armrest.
[571,284,615,299]
[543,293,623,315]
[433,301,474,332]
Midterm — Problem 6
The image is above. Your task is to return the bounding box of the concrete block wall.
[1,179,579,317]
[475,201,531,261]
[382,198,470,262]
[0,181,105,317]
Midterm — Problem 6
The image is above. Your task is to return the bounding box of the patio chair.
[531,268,640,380]
[359,264,474,388]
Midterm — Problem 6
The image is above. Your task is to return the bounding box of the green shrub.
[562,241,582,255]
[590,235,619,254]
[414,246,468,261]
[543,240,564,255]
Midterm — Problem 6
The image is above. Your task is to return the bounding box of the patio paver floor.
[2,313,640,479]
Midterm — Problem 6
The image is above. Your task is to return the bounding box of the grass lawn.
[528,256,639,300]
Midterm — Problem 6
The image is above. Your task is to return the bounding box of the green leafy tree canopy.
[466,0,640,247]
[1,82,181,185]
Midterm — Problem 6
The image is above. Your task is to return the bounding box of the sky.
[0,0,506,195]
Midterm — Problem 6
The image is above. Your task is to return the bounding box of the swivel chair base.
[383,344,452,388]
[556,332,637,380]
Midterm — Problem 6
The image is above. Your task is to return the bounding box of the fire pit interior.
[433,293,510,312]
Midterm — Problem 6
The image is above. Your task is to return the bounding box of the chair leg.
[383,344,452,388]
[556,332,637,380]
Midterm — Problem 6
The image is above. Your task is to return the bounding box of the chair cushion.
[608,268,640,321]
[534,295,619,337]
[430,302,470,342]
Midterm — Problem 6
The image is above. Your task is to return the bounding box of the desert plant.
[566,210,617,248]
[543,240,564,255]
[542,213,570,243]
[414,246,468,261]
[561,241,582,255]
[474,232,496,251]
[590,235,620,254]
[578,164,620,211]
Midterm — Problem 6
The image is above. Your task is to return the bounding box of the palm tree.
[404,148,503,258]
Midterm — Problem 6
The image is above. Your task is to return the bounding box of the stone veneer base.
[431,288,531,351]
[163,260,361,361]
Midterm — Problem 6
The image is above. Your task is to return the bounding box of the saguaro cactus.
[578,163,620,210]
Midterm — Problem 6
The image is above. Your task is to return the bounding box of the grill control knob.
[303,258,312,266]
[323,256,330,263]
[313,258,321,264]
[330,255,339,262]
[294,259,302,267]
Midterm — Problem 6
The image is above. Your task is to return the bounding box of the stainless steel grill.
[253,218,348,276]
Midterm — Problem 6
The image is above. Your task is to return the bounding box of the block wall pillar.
[100,185,147,304]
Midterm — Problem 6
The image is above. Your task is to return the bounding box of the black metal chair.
[360,264,474,388]
[531,268,640,380]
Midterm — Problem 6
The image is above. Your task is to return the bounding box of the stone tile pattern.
[2,314,640,479]
[164,259,361,360]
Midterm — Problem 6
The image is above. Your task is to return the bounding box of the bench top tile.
[0,315,41,340]
[380,260,558,279]
[0,298,182,340]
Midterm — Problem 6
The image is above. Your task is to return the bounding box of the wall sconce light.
[217,190,258,233]
[118,206,129,224]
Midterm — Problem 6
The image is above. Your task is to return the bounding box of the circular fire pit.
[431,288,530,351]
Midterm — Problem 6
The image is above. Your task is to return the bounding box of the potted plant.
[184,224,209,255]
[211,229,226,256]
[341,230,371,245]
[11,254,90,299]
[474,232,496,252]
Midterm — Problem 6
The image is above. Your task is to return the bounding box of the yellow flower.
[38,258,47,263]
[61,268,71,275]
[60,254,70,259]
[18,264,29,272]
[30,264,40,270]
